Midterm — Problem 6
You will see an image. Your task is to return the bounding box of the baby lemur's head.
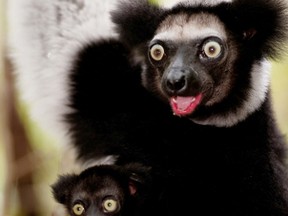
[51,163,151,216]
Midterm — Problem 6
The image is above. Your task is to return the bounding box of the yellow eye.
[102,198,118,213]
[72,204,85,215]
[203,40,222,58]
[150,44,165,61]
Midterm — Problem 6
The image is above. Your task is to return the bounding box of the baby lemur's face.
[66,174,126,216]
[51,164,151,216]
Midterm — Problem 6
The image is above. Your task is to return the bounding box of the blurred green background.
[0,0,288,215]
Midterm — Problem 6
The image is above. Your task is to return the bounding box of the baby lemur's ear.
[51,174,78,204]
[122,163,152,195]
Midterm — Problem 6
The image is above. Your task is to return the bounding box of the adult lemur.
[7,0,288,215]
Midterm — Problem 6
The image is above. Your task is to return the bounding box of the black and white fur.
[7,0,288,215]
[52,163,153,216]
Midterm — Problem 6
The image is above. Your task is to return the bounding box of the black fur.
[112,0,165,48]
[66,0,288,215]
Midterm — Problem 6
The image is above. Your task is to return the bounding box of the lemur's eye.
[102,198,119,213]
[203,40,222,58]
[150,44,165,61]
[72,203,85,215]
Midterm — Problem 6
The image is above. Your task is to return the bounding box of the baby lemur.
[51,163,153,216]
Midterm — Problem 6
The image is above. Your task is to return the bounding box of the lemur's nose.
[164,67,200,95]
[166,69,186,93]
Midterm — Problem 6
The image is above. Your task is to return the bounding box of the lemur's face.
[143,13,237,117]
[113,0,286,127]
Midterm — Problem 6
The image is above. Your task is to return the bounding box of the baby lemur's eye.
[202,39,222,59]
[72,203,85,215]
[102,198,119,213]
[150,44,165,61]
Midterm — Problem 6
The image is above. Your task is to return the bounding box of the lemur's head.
[112,0,288,127]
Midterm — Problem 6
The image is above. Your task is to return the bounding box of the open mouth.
[170,94,202,116]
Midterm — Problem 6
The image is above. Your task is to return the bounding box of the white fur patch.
[160,0,233,9]
[153,13,227,42]
[194,60,271,127]
[81,155,118,170]
[7,0,118,146]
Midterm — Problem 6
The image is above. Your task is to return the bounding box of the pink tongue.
[170,95,202,116]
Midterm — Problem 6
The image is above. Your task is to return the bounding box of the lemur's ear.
[51,174,78,204]
[111,0,164,47]
[221,0,288,59]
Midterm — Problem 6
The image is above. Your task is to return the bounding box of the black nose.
[166,72,186,92]
[164,67,200,95]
